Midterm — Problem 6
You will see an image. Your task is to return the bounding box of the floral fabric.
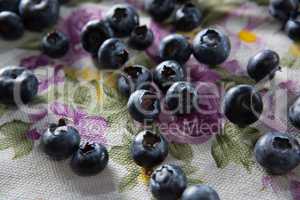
[1,0,300,199]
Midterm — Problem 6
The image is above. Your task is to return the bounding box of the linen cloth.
[1,0,300,199]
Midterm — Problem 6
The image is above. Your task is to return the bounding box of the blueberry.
[80,20,113,55]
[182,185,220,200]
[0,0,20,13]
[269,0,299,22]
[160,34,192,64]
[173,3,202,31]
[118,65,152,97]
[41,119,81,160]
[144,0,176,22]
[150,164,187,200]
[193,28,231,66]
[19,0,60,31]
[247,50,280,82]
[70,142,109,176]
[131,130,168,168]
[0,66,38,104]
[153,60,185,92]
[285,16,300,41]
[128,25,154,50]
[58,0,69,4]
[223,85,263,127]
[97,38,129,69]
[254,132,300,175]
[165,81,198,115]
[106,4,139,37]
[41,31,69,59]
[0,11,24,40]
[127,89,160,123]
[288,97,300,130]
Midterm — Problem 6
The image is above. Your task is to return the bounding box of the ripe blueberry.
[153,60,185,92]
[193,28,231,66]
[128,25,154,50]
[127,89,161,123]
[131,130,169,169]
[19,0,60,31]
[165,81,198,115]
[285,16,300,41]
[0,11,24,40]
[182,185,220,200]
[97,38,129,69]
[223,85,263,127]
[288,97,300,130]
[0,0,20,13]
[150,164,187,200]
[269,0,299,22]
[80,20,114,55]
[254,131,300,175]
[41,119,81,160]
[173,3,202,31]
[117,65,152,97]
[0,66,38,104]
[41,31,69,59]
[71,142,109,176]
[160,34,192,64]
[106,4,139,37]
[144,0,176,22]
[247,49,280,82]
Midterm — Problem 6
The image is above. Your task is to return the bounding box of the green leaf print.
[169,143,193,163]
[211,122,260,171]
[281,54,300,69]
[0,121,32,159]
[187,178,204,186]
[119,169,140,193]
[0,103,8,117]
[110,145,133,166]
[214,67,256,86]
[127,52,155,69]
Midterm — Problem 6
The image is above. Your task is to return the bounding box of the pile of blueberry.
[0,0,62,40]
[269,0,300,41]
[2,0,300,199]
[145,0,202,32]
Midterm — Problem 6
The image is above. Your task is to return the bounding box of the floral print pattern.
[0,0,300,199]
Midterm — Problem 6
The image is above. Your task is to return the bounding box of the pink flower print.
[38,66,65,92]
[186,57,221,83]
[76,116,108,144]
[146,21,172,62]
[290,180,300,200]
[158,82,221,144]
[26,129,41,140]
[20,54,53,69]
[57,7,102,65]
[50,102,108,144]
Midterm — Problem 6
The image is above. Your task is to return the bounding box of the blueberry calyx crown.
[112,7,128,22]
[133,25,148,39]
[46,31,61,45]
[273,137,292,150]
[141,92,158,111]
[49,118,67,133]
[124,66,143,79]
[142,131,161,149]
[153,165,173,183]
[201,30,221,48]
[80,142,95,154]
[162,65,176,78]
